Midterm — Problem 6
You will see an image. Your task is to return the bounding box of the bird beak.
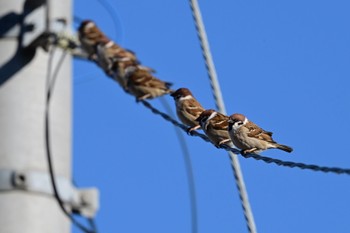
[227,119,233,124]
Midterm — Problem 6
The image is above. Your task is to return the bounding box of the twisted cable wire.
[188,1,257,232]
[140,100,350,175]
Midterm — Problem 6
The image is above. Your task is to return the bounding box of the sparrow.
[227,113,293,154]
[193,109,232,147]
[113,59,137,91]
[95,37,138,76]
[78,20,108,59]
[124,66,173,101]
[107,55,155,92]
[171,88,204,133]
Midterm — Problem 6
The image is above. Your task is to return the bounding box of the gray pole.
[0,0,72,232]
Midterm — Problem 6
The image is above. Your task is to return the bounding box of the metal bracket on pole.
[0,1,47,46]
[0,169,99,218]
[0,1,87,58]
[0,1,76,49]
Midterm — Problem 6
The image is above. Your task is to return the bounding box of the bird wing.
[131,70,169,90]
[183,99,204,118]
[211,113,229,131]
[245,121,276,143]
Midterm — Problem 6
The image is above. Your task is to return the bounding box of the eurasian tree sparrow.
[78,20,108,59]
[194,109,232,147]
[110,57,155,92]
[171,88,204,133]
[125,66,173,101]
[96,38,137,75]
[227,113,293,154]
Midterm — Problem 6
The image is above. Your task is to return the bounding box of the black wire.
[159,97,198,233]
[74,15,84,24]
[139,100,350,176]
[45,47,96,233]
[89,218,99,233]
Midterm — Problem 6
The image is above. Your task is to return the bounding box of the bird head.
[228,113,247,131]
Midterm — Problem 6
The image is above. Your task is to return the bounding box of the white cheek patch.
[233,122,241,130]
[86,22,95,29]
[179,95,193,101]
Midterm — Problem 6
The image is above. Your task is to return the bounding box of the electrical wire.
[188,1,257,233]
[74,71,101,86]
[56,15,350,175]
[74,15,84,24]
[159,97,198,233]
[139,100,350,175]
[88,218,99,233]
[96,0,123,43]
[45,45,97,233]
[74,0,123,43]
[65,12,350,233]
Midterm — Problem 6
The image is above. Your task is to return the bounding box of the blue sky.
[73,1,350,233]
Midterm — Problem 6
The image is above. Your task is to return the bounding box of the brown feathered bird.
[78,20,108,59]
[95,38,138,75]
[227,113,293,154]
[171,88,204,133]
[194,109,232,147]
[124,66,173,101]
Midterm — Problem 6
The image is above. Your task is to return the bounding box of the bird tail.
[165,82,173,88]
[275,143,293,153]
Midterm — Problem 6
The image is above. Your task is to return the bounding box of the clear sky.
[73,1,350,233]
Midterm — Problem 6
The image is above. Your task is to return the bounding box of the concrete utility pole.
[0,1,98,233]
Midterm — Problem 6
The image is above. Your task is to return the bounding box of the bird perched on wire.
[124,66,173,101]
[227,113,293,154]
[171,88,204,134]
[95,37,138,75]
[78,20,108,59]
[95,38,155,91]
[193,109,232,147]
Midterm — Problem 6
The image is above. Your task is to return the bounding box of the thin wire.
[74,71,101,86]
[188,1,257,233]
[88,218,99,233]
[45,46,96,233]
[188,1,225,112]
[140,100,350,175]
[96,0,123,43]
[159,97,198,233]
[74,15,84,24]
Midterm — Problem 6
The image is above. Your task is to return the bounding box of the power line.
[188,1,257,233]
[74,0,123,43]
[159,97,198,233]
[88,218,99,233]
[140,100,350,175]
[96,0,123,43]
[45,45,97,233]
[74,15,84,24]
[188,0,225,113]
